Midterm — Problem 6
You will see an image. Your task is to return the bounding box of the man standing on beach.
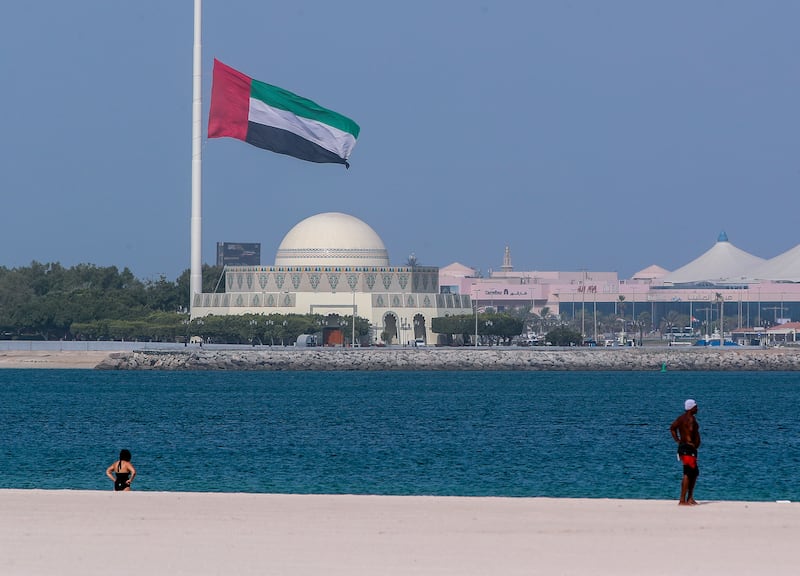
[670,399,700,505]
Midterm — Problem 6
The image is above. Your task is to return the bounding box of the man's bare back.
[670,411,700,447]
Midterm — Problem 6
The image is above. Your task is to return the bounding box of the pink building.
[438,234,800,337]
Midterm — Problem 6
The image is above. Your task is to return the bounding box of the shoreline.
[2,490,796,575]
[3,346,800,370]
[101,346,800,371]
[0,350,119,369]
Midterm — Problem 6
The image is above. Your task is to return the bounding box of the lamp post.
[351,291,357,348]
[474,300,478,347]
[400,317,411,347]
[265,319,274,346]
[714,293,724,336]
[471,286,479,348]
[757,289,761,327]
[781,293,785,323]
[249,319,258,346]
[571,290,575,321]
[550,293,559,338]
[579,279,586,339]
[697,307,711,338]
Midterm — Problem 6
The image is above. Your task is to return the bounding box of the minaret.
[501,245,513,272]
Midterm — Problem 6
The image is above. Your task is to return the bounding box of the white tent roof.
[746,244,800,282]
[632,264,669,280]
[657,232,764,285]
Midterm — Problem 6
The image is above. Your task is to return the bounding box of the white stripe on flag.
[248,98,356,159]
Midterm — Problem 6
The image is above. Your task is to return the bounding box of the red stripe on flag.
[208,59,251,141]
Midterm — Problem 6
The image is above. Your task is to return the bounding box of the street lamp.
[474,297,478,348]
[265,319,274,346]
[400,317,411,347]
[340,319,348,347]
[195,318,204,346]
[714,293,724,337]
[352,291,357,348]
[580,283,586,338]
[697,307,711,338]
[249,319,258,346]
[275,319,288,347]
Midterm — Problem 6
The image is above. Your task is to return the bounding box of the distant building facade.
[440,236,800,341]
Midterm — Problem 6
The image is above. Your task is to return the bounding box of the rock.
[93,347,800,371]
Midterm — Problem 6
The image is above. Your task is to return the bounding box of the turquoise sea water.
[1,370,798,501]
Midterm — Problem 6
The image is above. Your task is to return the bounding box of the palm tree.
[617,295,626,318]
[637,311,652,344]
[538,306,551,334]
[661,310,681,339]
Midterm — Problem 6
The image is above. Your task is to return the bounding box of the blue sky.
[1,1,798,282]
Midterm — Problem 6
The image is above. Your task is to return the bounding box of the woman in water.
[105,449,136,491]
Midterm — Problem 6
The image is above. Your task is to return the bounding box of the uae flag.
[208,59,360,167]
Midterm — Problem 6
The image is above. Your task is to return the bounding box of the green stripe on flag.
[250,80,360,138]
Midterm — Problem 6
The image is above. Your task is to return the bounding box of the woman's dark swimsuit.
[114,462,130,491]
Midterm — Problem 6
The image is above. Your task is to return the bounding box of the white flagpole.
[190,0,203,315]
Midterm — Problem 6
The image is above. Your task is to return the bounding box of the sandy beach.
[1,491,796,576]
[0,350,115,369]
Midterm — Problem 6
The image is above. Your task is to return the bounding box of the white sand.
[0,491,796,576]
[0,351,113,369]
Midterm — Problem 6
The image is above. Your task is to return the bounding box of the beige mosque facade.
[191,212,473,345]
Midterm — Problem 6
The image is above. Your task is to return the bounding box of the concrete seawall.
[96,347,800,371]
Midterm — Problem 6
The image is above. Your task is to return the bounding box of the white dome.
[275,212,389,267]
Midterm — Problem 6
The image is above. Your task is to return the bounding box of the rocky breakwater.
[95,346,800,371]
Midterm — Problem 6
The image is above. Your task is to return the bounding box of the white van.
[414,338,426,347]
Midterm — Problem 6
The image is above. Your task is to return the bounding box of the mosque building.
[191,212,473,345]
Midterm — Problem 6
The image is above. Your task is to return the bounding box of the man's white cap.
[685,399,697,411]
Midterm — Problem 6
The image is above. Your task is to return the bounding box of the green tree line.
[0,262,214,341]
[0,262,370,344]
[432,313,524,346]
